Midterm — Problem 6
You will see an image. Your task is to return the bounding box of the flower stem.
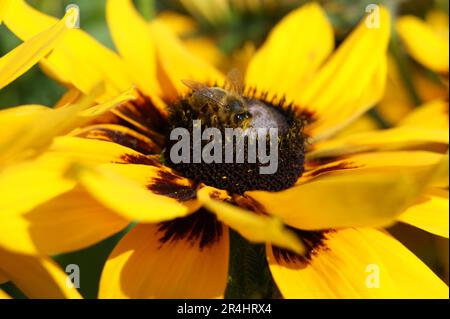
[225,230,280,298]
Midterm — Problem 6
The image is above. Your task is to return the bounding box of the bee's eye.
[234,112,251,122]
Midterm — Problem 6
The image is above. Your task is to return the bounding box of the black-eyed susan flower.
[2,0,449,299]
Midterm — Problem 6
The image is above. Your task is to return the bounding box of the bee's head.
[225,96,252,127]
[227,96,246,113]
[234,110,251,121]
[233,110,252,128]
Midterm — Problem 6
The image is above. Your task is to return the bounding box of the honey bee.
[182,70,252,129]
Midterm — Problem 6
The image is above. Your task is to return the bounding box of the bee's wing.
[182,79,228,108]
[198,91,228,108]
[225,69,244,95]
[181,79,209,91]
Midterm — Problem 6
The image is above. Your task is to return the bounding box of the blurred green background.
[1,0,448,109]
[0,0,448,298]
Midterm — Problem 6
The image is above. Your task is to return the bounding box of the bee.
[182,70,252,129]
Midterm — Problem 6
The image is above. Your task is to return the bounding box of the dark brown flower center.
[164,90,307,194]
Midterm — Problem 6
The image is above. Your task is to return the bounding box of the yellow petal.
[187,37,227,68]
[106,94,169,141]
[333,115,380,139]
[72,124,162,155]
[0,157,76,251]
[4,0,133,101]
[100,223,229,298]
[0,289,10,299]
[70,163,197,223]
[157,11,197,35]
[48,136,144,164]
[399,99,449,131]
[248,151,444,230]
[376,55,416,125]
[426,10,449,40]
[428,153,449,188]
[179,0,232,26]
[0,104,47,146]
[305,151,445,185]
[397,15,449,73]
[55,87,83,107]
[314,55,388,143]
[149,19,224,99]
[197,187,304,254]
[0,136,143,255]
[0,6,77,90]
[267,228,448,298]
[0,137,153,255]
[245,3,334,100]
[308,126,449,160]
[399,188,449,238]
[0,0,13,24]
[156,11,226,69]
[106,0,161,97]
[0,248,82,299]
[0,88,136,167]
[0,185,129,255]
[414,68,449,103]
[48,136,189,191]
[299,7,390,141]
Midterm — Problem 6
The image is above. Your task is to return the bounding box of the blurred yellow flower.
[179,0,295,25]
[1,0,448,299]
[179,0,233,25]
[397,10,449,75]
[378,10,449,126]
[157,11,227,70]
[0,289,9,299]
[0,0,12,24]
[0,7,84,299]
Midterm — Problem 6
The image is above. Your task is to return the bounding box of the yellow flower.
[0,6,84,299]
[157,11,227,71]
[178,0,295,25]
[397,10,449,75]
[0,0,12,24]
[2,0,449,299]
[0,248,82,299]
[178,0,233,26]
[0,4,136,226]
[378,10,449,126]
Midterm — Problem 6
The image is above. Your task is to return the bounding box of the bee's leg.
[210,114,219,127]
